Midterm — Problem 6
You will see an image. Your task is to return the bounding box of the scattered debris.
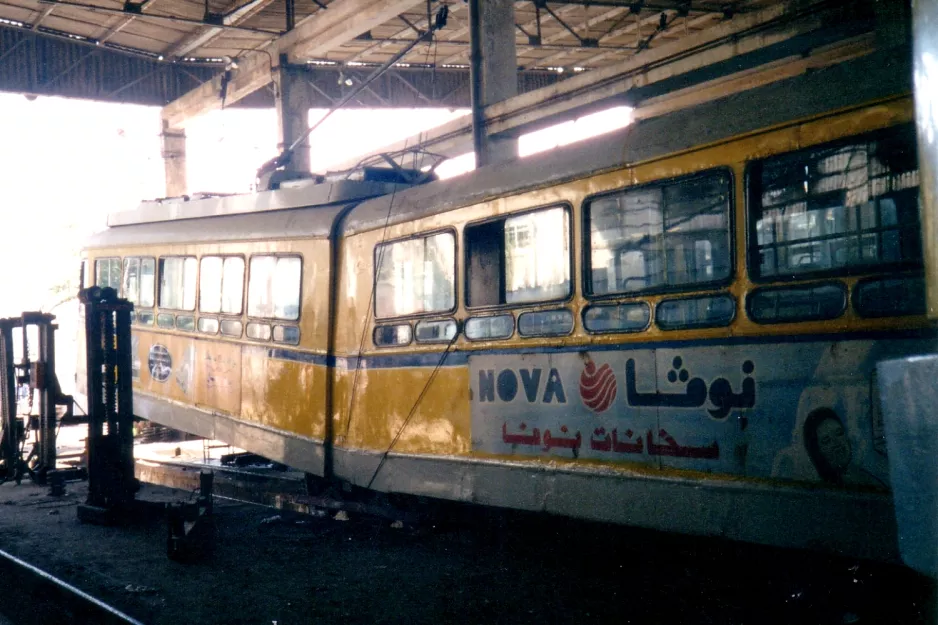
[334,511,349,522]
[124,584,158,595]
[259,515,282,525]
[391,520,404,529]
[47,510,59,516]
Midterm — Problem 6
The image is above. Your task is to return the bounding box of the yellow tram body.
[82,55,931,561]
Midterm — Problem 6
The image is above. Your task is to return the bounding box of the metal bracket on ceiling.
[122,1,144,14]
[535,1,600,48]
[514,22,540,46]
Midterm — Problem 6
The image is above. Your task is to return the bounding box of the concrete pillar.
[469,0,518,168]
[274,56,312,174]
[161,119,187,197]
[913,0,938,318]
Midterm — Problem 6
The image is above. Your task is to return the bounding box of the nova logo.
[478,368,567,404]
[579,359,617,413]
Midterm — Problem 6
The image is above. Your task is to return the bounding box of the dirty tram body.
[78,46,937,566]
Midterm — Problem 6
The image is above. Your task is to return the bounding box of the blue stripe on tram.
[262,327,938,370]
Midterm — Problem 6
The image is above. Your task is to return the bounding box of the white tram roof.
[89,50,908,250]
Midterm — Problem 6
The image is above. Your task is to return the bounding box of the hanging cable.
[364,330,458,490]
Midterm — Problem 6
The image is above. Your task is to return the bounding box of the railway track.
[0,548,144,625]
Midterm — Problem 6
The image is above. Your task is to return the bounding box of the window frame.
[852,272,927,319]
[464,313,516,342]
[654,292,737,331]
[122,256,157,310]
[581,301,652,335]
[198,254,246,316]
[745,280,848,325]
[94,257,123,291]
[744,123,923,284]
[246,253,304,322]
[372,227,459,321]
[157,255,199,312]
[464,203,574,312]
[583,168,736,300]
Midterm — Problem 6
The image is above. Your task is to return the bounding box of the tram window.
[518,309,574,337]
[747,282,846,324]
[583,302,650,334]
[95,257,122,291]
[465,314,514,341]
[750,124,921,280]
[198,317,219,334]
[375,232,455,318]
[157,313,175,329]
[200,256,244,314]
[176,315,195,332]
[246,322,272,341]
[137,311,154,326]
[122,257,155,308]
[854,275,926,318]
[273,325,300,345]
[415,319,458,343]
[221,319,242,338]
[466,206,570,307]
[159,256,197,311]
[248,255,301,320]
[586,171,731,296]
[656,294,735,330]
[374,324,412,347]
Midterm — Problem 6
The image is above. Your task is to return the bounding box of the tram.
[80,52,930,562]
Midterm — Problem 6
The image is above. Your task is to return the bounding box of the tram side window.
[750,124,921,280]
[200,256,245,314]
[122,257,155,307]
[466,206,570,307]
[95,257,122,291]
[375,232,455,318]
[248,255,301,320]
[159,256,197,311]
[586,170,732,296]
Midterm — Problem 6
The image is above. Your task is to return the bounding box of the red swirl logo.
[579,360,617,413]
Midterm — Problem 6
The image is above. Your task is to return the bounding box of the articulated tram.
[81,55,931,562]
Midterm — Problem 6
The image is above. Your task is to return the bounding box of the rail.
[0,548,145,625]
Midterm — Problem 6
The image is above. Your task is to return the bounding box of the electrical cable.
[364,330,458,490]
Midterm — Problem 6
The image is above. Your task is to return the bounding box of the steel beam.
[160,0,424,128]
[328,0,869,169]
[97,0,159,44]
[163,0,278,59]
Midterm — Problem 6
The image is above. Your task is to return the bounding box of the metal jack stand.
[167,471,214,562]
[76,287,214,560]
[0,312,78,486]
[76,287,141,524]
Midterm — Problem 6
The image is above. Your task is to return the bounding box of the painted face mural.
[816,418,851,472]
[803,410,853,484]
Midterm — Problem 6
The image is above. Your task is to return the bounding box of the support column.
[161,119,187,197]
[469,0,518,168]
[274,55,313,174]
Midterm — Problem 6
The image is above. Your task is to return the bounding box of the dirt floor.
[0,471,932,625]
